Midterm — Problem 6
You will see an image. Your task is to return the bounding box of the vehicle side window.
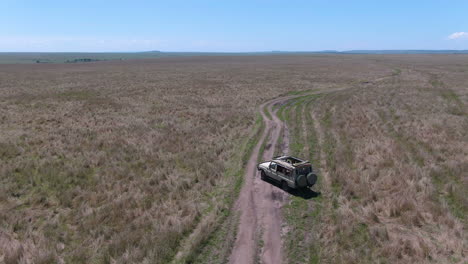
[276,166,292,178]
[269,162,277,171]
[277,165,285,175]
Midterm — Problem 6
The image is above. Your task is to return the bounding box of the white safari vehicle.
[257,156,317,191]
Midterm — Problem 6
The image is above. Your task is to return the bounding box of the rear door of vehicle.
[277,165,294,186]
[276,164,287,181]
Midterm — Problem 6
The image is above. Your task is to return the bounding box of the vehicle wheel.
[281,181,290,192]
[307,173,317,186]
[296,175,308,188]
[260,170,266,180]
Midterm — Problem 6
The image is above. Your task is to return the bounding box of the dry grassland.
[0,55,466,263]
[284,55,467,264]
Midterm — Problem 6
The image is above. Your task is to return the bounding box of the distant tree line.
[65,58,102,63]
[35,59,52,63]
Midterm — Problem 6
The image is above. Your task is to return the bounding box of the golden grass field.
[0,55,466,263]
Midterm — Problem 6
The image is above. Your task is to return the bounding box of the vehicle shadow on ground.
[262,178,321,200]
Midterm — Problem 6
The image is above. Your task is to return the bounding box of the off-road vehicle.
[257,155,317,191]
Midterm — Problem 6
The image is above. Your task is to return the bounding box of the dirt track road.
[229,95,293,264]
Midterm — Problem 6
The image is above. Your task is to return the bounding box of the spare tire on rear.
[296,175,308,188]
[307,173,317,186]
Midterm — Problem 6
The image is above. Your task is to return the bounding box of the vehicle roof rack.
[271,156,311,168]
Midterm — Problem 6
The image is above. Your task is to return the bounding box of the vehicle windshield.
[295,165,311,176]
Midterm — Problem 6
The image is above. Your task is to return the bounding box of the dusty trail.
[228,83,391,264]
[229,95,293,264]
[229,88,339,264]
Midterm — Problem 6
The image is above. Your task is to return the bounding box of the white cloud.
[448,32,468,40]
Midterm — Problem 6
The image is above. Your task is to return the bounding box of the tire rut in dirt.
[228,97,292,264]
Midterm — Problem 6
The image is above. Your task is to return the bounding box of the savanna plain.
[0,55,466,264]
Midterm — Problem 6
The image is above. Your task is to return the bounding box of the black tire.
[260,170,267,180]
[307,173,318,186]
[281,181,290,192]
[296,175,308,188]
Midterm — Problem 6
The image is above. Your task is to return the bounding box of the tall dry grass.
[308,56,467,263]
[0,55,385,263]
[1,55,466,263]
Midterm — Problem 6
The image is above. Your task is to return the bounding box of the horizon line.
[1,49,468,54]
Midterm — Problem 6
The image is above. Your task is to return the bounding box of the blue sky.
[1,0,467,52]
